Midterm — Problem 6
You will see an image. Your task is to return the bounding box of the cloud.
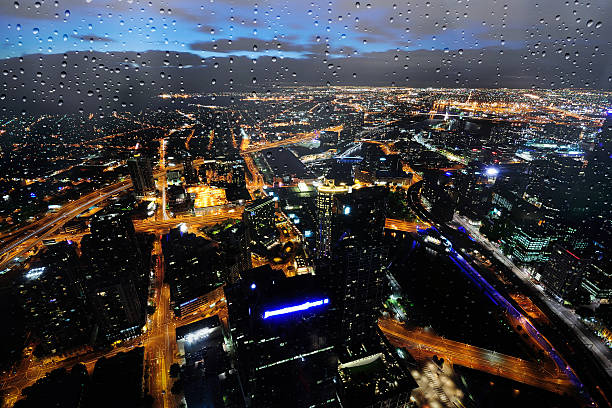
[71,34,115,43]
[189,36,313,54]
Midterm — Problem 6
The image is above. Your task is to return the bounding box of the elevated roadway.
[384,218,429,232]
[379,318,574,396]
[239,125,343,154]
[0,181,132,271]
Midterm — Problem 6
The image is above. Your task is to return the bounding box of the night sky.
[1,0,611,112]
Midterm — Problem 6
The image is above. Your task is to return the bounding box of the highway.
[0,181,132,271]
[379,318,574,396]
[384,218,429,233]
[405,181,590,401]
[455,214,612,374]
[240,131,319,154]
[134,210,244,233]
[239,125,342,154]
[44,210,244,244]
[453,213,612,406]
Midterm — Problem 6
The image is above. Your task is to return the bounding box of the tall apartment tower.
[315,179,349,259]
[127,155,155,197]
[81,213,146,341]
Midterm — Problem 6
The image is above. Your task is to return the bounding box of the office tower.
[581,231,612,303]
[224,265,338,407]
[81,213,145,341]
[315,179,349,259]
[422,170,457,223]
[216,221,252,283]
[175,316,243,407]
[242,196,276,245]
[508,222,551,263]
[17,242,91,354]
[127,155,155,197]
[327,186,389,344]
[582,261,612,303]
[455,162,488,219]
[524,155,583,224]
[537,244,584,302]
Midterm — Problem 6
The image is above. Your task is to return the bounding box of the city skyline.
[1,0,612,113]
[1,1,611,408]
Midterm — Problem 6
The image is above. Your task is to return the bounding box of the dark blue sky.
[1,0,611,112]
[3,0,608,58]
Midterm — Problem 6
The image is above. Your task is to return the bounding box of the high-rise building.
[537,244,584,302]
[242,196,277,246]
[524,155,583,224]
[315,179,349,259]
[582,261,612,303]
[162,228,225,316]
[581,236,612,303]
[455,162,488,219]
[326,186,389,344]
[81,213,146,341]
[508,223,551,264]
[225,265,338,407]
[422,170,457,223]
[17,242,91,354]
[127,155,155,197]
[216,221,252,283]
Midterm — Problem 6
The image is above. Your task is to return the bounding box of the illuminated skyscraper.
[127,155,155,197]
[225,266,337,407]
[327,186,389,344]
[315,179,349,259]
[242,196,276,246]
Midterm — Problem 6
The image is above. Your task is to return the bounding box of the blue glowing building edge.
[263,298,329,319]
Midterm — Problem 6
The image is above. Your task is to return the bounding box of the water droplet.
[33,28,39,35]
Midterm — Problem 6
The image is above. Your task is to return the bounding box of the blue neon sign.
[263,298,329,319]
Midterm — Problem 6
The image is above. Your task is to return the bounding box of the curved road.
[405,180,593,405]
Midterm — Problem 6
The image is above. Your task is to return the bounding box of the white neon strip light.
[263,298,329,319]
